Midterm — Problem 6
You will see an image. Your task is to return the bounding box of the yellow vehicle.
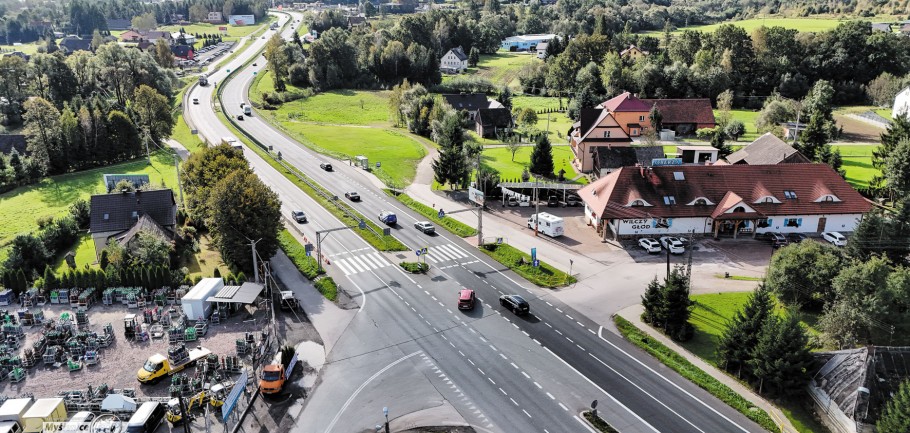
[166,385,227,425]
[137,346,211,384]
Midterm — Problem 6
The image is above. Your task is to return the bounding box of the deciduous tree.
[208,170,282,273]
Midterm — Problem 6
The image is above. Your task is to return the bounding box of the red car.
[458,289,475,310]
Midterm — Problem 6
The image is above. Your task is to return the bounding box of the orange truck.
[258,364,286,394]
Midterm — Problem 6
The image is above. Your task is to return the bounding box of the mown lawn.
[832,144,878,188]
[52,233,97,273]
[0,152,178,260]
[645,17,848,35]
[715,109,761,143]
[159,20,268,49]
[275,123,426,187]
[481,146,583,183]
[172,113,207,153]
[266,87,390,126]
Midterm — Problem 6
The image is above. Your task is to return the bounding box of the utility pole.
[534,176,540,236]
[477,152,483,245]
[174,154,184,208]
[250,238,262,283]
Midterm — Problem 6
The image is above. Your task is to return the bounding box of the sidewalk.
[616,304,797,433]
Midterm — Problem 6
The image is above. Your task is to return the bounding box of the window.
[733,206,745,213]
[639,115,645,122]
[694,198,707,205]
[824,196,834,202]
[132,211,138,218]
[103,213,109,220]
[784,218,802,227]
[663,196,676,205]
[764,197,774,203]
[632,128,639,136]
[603,131,611,138]
[630,199,644,206]
[784,190,797,199]
[673,172,685,181]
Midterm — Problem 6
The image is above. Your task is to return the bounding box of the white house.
[440,47,468,73]
[894,86,910,119]
[577,163,872,241]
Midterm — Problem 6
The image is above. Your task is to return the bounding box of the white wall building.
[894,86,910,119]
[578,164,871,241]
[440,47,468,73]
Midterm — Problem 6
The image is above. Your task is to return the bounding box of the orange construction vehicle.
[258,364,286,395]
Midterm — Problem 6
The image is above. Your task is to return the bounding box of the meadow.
[481,146,583,183]
[443,51,541,88]
[644,17,851,36]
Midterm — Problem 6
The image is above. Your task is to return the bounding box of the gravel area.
[0,302,272,400]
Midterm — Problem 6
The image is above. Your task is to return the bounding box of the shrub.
[399,261,429,273]
[314,277,337,301]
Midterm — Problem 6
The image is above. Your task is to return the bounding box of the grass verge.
[386,191,477,237]
[399,262,429,273]
[278,229,324,280]
[613,316,779,432]
[713,274,763,281]
[314,277,338,301]
[479,243,576,288]
[582,411,619,433]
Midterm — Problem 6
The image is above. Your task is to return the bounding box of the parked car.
[252,62,257,67]
[378,211,397,225]
[659,236,685,254]
[319,162,333,171]
[762,232,789,248]
[638,238,661,253]
[344,192,360,201]
[786,233,809,243]
[566,195,582,207]
[547,196,559,207]
[457,289,475,310]
[499,295,529,315]
[506,196,518,206]
[291,210,307,223]
[414,221,435,234]
[822,231,847,246]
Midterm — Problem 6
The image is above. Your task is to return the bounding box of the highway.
[185,11,768,433]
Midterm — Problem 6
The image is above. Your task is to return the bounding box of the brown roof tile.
[640,98,716,126]
[598,92,652,112]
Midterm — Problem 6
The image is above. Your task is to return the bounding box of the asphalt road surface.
[185,11,767,433]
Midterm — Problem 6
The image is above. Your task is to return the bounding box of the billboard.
[228,14,255,26]
[469,187,485,206]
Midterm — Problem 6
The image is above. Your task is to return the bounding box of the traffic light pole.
[316,222,366,272]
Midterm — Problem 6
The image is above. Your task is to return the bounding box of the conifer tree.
[877,379,910,433]
[529,134,554,177]
[640,277,664,326]
[748,313,813,396]
[718,285,774,378]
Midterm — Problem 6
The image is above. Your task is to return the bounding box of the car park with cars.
[659,236,685,254]
[638,238,661,253]
[786,233,809,243]
[763,232,789,248]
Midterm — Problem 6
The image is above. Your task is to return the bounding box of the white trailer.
[181,278,224,321]
[0,398,33,426]
[528,212,564,237]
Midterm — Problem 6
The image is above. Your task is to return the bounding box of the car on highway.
[762,232,788,248]
[192,98,199,104]
[457,289,475,310]
[659,236,685,254]
[344,191,360,201]
[499,295,529,316]
[414,221,435,234]
[236,114,243,120]
[638,238,661,253]
[291,210,307,223]
[822,231,847,246]
[319,162,333,171]
[786,233,809,243]
[378,211,397,225]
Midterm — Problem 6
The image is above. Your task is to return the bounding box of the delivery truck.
[21,398,66,433]
[137,345,212,384]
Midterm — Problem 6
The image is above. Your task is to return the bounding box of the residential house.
[535,42,549,59]
[120,30,143,42]
[724,132,811,165]
[568,107,633,173]
[809,346,910,433]
[640,98,716,135]
[597,92,652,137]
[89,189,178,259]
[171,45,195,60]
[475,108,514,138]
[120,30,173,45]
[893,86,910,119]
[106,19,131,31]
[347,16,367,28]
[619,45,649,60]
[500,34,557,52]
[781,121,808,140]
[592,146,665,177]
[59,36,93,54]
[672,145,719,164]
[577,163,871,241]
[440,47,468,74]
[441,93,503,121]
[871,23,892,33]
[3,51,29,62]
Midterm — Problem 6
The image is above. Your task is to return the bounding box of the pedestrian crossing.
[333,252,392,276]
[424,243,470,263]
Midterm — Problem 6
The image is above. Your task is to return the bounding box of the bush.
[314,277,337,301]
[399,261,429,273]
[277,229,324,280]
[479,243,576,288]
[432,76,496,95]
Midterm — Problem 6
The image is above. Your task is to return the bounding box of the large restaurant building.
[577,163,873,240]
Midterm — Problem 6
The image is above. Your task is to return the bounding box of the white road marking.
[558,402,568,411]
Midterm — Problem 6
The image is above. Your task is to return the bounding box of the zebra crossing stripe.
[351,255,372,271]
[335,260,355,275]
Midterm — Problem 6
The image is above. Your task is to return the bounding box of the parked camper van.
[527,212,564,237]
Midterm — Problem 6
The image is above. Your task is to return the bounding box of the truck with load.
[259,346,296,395]
[137,345,212,384]
[0,398,33,433]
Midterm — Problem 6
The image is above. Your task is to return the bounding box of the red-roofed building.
[577,163,871,241]
[640,98,716,135]
[597,92,652,137]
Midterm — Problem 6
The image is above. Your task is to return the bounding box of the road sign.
[376,162,381,168]
[383,228,391,236]
[222,369,248,422]
[533,259,540,267]
[531,248,537,262]
[438,209,445,218]
[358,220,367,230]
[416,249,421,257]
[591,400,598,409]
[496,237,503,245]
[305,243,313,257]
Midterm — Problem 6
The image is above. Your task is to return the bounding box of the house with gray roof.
[475,107,513,138]
[89,189,178,259]
[440,47,468,74]
[725,132,811,165]
[441,93,503,121]
[592,146,665,176]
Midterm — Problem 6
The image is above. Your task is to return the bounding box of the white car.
[821,231,847,246]
[659,236,685,254]
[638,238,661,254]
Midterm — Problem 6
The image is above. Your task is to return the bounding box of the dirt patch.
[835,114,884,143]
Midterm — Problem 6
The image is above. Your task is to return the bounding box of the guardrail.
[213,12,385,241]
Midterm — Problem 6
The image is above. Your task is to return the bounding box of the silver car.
[414,221,435,234]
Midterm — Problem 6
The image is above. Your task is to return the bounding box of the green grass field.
[445,51,541,88]
[832,144,878,188]
[646,17,849,35]
[261,83,390,126]
[276,123,426,187]
[172,113,207,153]
[0,152,178,260]
[481,146,583,183]
[52,233,97,273]
[715,109,761,143]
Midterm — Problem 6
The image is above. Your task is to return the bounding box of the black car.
[786,233,809,243]
[566,195,581,207]
[763,232,789,248]
[547,196,559,207]
[236,114,243,120]
[499,295,529,315]
[319,162,333,171]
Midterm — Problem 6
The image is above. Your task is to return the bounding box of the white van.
[528,212,564,237]
[243,105,252,116]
